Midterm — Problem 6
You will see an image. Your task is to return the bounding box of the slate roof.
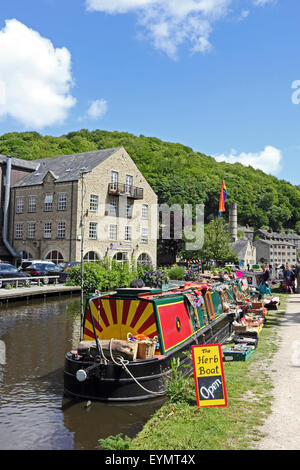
[11,147,122,188]
[0,154,38,171]
[254,239,296,247]
[230,240,251,259]
[257,229,300,241]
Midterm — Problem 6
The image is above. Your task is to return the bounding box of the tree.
[1,128,300,232]
[200,219,239,266]
[179,218,239,266]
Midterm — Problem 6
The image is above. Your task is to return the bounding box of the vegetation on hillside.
[1,129,299,231]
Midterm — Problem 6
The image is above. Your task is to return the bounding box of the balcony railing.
[108,183,144,200]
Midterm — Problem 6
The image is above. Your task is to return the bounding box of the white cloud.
[214,146,282,175]
[0,19,76,128]
[86,0,232,59]
[86,99,108,119]
[86,0,277,59]
[253,0,276,6]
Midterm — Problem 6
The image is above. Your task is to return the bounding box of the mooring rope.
[108,339,166,396]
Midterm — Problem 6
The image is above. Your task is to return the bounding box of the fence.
[0,276,60,289]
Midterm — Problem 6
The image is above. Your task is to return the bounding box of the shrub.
[141,268,169,287]
[168,265,185,280]
[66,257,139,293]
[184,270,201,282]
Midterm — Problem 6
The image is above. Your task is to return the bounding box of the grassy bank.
[101,293,287,451]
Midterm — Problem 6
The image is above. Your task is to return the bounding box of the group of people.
[258,260,300,296]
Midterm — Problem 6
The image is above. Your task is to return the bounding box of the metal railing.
[108,183,144,199]
[0,276,60,289]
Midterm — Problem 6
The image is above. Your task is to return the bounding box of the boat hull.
[63,312,232,402]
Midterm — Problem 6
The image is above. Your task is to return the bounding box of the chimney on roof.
[229,202,238,242]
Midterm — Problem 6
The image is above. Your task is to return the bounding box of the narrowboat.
[63,282,240,402]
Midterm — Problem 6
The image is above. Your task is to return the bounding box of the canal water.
[0,295,165,450]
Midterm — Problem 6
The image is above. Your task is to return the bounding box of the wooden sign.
[192,344,227,408]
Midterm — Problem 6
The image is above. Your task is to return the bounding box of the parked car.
[0,263,30,287]
[18,259,55,271]
[23,263,66,284]
[58,261,80,271]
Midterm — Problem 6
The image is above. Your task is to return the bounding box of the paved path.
[0,284,80,302]
[255,294,300,450]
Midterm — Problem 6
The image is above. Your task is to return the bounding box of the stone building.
[0,155,37,261]
[254,238,297,267]
[256,229,300,253]
[230,239,256,268]
[8,147,157,266]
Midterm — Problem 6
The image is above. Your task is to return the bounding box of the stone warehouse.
[3,147,157,266]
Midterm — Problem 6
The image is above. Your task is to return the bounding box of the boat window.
[204,292,215,320]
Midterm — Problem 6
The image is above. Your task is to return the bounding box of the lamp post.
[79,168,90,341]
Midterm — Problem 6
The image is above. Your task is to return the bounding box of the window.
[109,199,118,216]
[16,197,24,214]
[58,193,67,211]
[125,226,132,241]
[113,252,127,265]
[44,222,52,238]
[45,250,64,264]
[126,201,133,218]
[141,227,148,244]
[27,222,35,239]
[141,204,148,220]
[57,221,66,239]
[90,195,98,213]
[137,253,152,266]
[109,224,117,241]
[44,194,53,212]
[19,250,33,260]
[15,223,23,239]
[84,251,100,262]
[125,175,133,192]
[28,196,37,213]
[111,171,118,184]
[89,222,97,240]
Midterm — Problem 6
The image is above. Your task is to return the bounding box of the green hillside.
[1,129,299,231]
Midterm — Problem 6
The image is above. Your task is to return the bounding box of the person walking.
[283,264,295,294]
[258,264,272,298]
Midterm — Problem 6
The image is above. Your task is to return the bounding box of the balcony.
[108,183,144,200]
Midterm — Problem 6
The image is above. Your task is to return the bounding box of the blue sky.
[0,0,300,185]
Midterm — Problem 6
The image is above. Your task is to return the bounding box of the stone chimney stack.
[229,202,238,242]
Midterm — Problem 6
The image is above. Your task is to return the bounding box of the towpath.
[255,294,300,450]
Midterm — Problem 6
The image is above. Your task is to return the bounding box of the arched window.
[20,250,33,260]
[113,252,128,265]
[137,253,152,266]
[45,250,64,264]
[84,251,100,262]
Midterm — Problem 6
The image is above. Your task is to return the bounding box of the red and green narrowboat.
[63,283,236,402]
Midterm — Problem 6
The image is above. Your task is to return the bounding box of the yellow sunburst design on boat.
[83,298,158,341]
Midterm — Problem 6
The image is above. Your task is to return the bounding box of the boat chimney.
[229,202,238,242]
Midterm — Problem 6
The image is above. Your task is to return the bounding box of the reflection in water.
[0,296,164,450]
